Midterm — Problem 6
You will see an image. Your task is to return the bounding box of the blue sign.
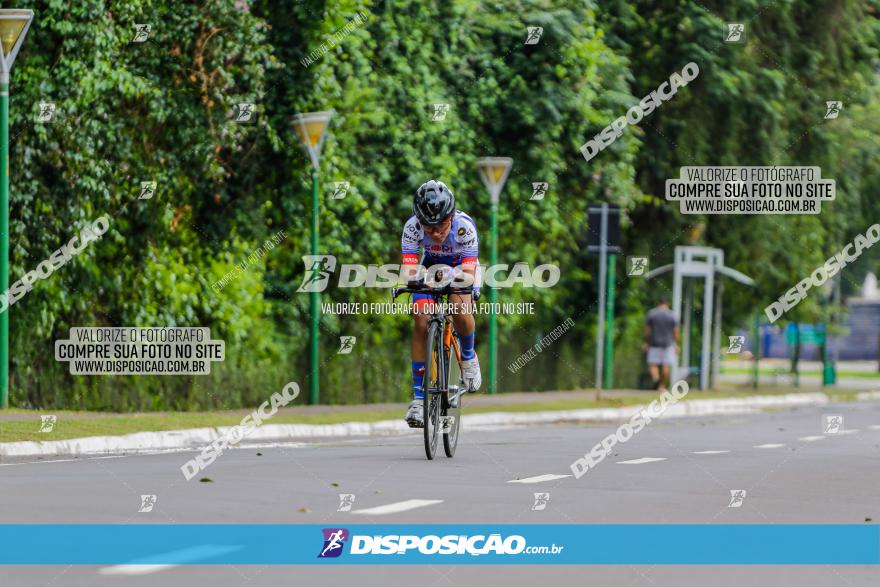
[0,525,877,565]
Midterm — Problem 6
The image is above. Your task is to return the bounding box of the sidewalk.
[0,388,648,423]
[723,359,880,373]
[2,385,875,458]
[0,388,656,445]
[720,373,880,389]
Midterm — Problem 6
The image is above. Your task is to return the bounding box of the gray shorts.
[647,346,676,366]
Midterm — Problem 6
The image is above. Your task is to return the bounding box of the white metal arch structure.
[644,246,754,390]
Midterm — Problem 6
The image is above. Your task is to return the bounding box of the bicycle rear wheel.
[443,333,462,458]
[422,321,442,460]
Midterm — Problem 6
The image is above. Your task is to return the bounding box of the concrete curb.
[855,390,880,401]
[0,392,833,458]
[0,392,840,457]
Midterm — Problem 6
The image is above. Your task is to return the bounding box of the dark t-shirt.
[646,307,677,347]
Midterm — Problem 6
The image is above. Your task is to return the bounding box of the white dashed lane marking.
[98,545,241,576]
[616,457,667,465]
[508,474,571,484]
[691,450,730,455]
[99,564,176,576]
[798,436,825,442]
[0,455,128,467]
[754,444,785,449]
[351,499,443,516]
[0,458,78,466]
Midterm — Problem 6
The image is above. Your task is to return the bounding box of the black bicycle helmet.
[413,180,455,226]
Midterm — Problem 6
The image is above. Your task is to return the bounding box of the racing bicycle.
[392,283,479,460]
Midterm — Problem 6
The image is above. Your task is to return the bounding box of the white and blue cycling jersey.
[400,210,479,266]
[400,210,480,296]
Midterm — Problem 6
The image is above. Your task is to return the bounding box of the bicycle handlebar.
[392,284,478,300]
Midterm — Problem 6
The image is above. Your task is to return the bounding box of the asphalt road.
[1,400,879,585]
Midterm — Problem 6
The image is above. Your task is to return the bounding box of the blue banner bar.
[1,525,877,565]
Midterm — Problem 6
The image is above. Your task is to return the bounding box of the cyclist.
[401,180,481,428]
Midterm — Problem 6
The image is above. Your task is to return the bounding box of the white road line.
[0,455,127,467]
[351,499,443,516]
[99,564,177,576]
[616,457,667,465]
[754,443,785,449]
[0,458,78,466]
[798,435,825,442]
[869,425,880,430]
[508,474,571,484]
[98,545,241,575]
[836,429,860,435]
[691,450,730,455]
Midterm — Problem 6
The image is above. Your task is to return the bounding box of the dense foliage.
[7,0,880,409]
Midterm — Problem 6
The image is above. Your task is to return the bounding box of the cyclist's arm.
[456,217,479,286]
[401,217,422,285]
[457,264,476,286]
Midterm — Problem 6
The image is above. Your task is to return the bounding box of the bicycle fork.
[444,321,465,406]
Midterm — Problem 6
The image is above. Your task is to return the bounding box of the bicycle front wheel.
[443,333,462,458]
[422,321,442,460]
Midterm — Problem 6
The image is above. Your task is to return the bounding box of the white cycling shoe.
[461,355,481,392]
[405,399,424,428]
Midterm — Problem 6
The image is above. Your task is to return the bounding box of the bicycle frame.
[422,293,467,404]
[443,319,464,404]
[392,284,472,404]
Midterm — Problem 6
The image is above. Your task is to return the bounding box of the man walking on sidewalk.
[644,297,680,393]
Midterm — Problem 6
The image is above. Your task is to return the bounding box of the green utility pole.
[476,157,512,395]
[0,76,8,408]
[309,169,319,405]
[0,9,34,409]
[293,110,333,406]
[588,203,620,395]
[488,197,498,394]
[602,253,616,389]
[820,323,835,386]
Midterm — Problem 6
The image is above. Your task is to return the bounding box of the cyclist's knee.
[449,293,474,316]
[452,312,474,333]
[413,314,429,333]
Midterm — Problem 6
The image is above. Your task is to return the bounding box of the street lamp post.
[476,157,512,395]
[0,9,33,409]
[293,110,333,405]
